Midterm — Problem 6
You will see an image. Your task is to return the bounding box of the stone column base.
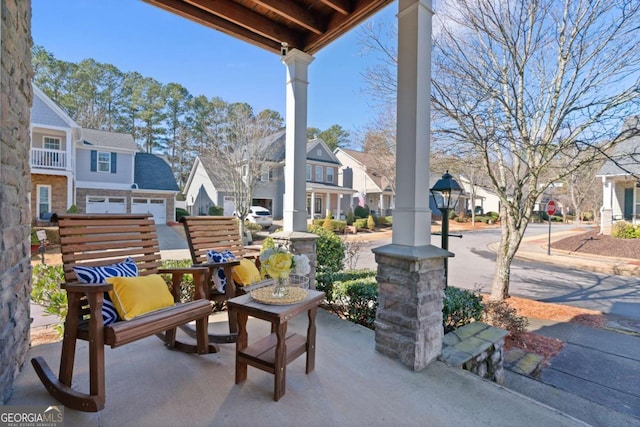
[373,244,450,371]
[269,231,319,289]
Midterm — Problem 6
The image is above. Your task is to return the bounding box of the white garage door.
[86,196,126,214]
[132,198,167,224]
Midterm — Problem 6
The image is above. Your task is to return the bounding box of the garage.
[132,198,167,224]
[86,196,126,214]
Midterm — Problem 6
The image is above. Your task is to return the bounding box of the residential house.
[458,176,501,215]
[597,116,640,234]
[334,148,394,217]
[30,85,80,221]
[183,131,356,220]
[30,86,178,224]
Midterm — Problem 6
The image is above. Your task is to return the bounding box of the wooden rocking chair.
[31,214,214,412]
[180,216,269,342]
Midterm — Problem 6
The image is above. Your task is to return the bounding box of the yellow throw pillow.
[106,274,175,320]
[232,258,261,286]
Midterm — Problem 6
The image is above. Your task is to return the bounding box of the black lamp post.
[430,171,463,287]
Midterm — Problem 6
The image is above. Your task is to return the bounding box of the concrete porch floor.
[9,310,585,427]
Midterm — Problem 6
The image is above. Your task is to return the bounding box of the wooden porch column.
[374,0,450,371]
[282,49,314,232]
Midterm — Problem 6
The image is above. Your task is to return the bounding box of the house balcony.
[31,148,67,170]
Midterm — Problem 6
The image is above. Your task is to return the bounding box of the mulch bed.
[551,229,640,260]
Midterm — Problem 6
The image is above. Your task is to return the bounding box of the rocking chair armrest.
[61,281,113,293]
[158,266,210,301]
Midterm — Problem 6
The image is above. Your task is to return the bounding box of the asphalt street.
[353,224,640,318]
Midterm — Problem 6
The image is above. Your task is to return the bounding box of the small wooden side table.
[228,289,325,401]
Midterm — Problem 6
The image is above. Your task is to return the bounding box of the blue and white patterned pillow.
[73,257,139,325]
[206,250,236,292]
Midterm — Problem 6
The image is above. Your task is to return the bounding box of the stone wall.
[373,245,447,371]
[439,322,508,384]
[0,0,33,403]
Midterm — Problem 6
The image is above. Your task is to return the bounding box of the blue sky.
[31,0,397,148]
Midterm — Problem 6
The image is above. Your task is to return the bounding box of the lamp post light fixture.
[430,171,464,287]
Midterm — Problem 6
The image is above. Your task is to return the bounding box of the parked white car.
[237,206,273,229]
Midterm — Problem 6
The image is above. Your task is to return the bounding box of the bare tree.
[361,0,640,300]
[361,106,398,197]
[432,0,640,299]
[202,107,283,237]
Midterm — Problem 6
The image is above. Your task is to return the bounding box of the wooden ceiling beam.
[143,0,285,53]
[184,0,302,45]
[304,0,392,53]
[253,0,325,35]
[318,0,351,15]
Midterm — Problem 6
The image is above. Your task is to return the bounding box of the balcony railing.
[31,148,67,170]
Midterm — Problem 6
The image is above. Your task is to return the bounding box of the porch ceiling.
[143,0,393,55]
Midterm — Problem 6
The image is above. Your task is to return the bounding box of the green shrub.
[308,225,345,274]
[486,211,499,220]
[208,205,224,216]
[31,264,67,335]
[354,205,370,219]
[66,204,79,213]
[176,207,189,222]
[31,228,41,244]
[367,215,376,231]
[612,221,637,239]
[311,219,346,232]
[376,216,392,226]
[346,209,355,226]
[333,276,378,329]
[354,218,368,230]
[323,211,334,231]
[442,287,484,334]
[316,269,376,302]
[448,210,457,220]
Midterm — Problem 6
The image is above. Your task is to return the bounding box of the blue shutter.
[90,150,97,172]
[111,152,117,173]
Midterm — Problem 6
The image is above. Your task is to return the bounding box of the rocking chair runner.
[180,216,269,342]
[31,214,214,412]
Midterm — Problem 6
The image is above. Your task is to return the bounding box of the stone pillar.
[282,49,314,232]
[0,0,33,403]
[373,245,449,370]
[270,231,319,290]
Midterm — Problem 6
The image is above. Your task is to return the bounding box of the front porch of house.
[600,176,640,234]
[9,311,581,426]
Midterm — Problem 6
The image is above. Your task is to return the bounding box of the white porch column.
[337,194,342,219]
[282,49,314,231]
[373,0,449,371]
[325,193,330,217]
[66,130,73,209]
[392,0,433,246]
[601,176,614,234]
[310,191,315,219]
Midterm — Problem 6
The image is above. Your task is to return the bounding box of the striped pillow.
[73,257,139,325]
